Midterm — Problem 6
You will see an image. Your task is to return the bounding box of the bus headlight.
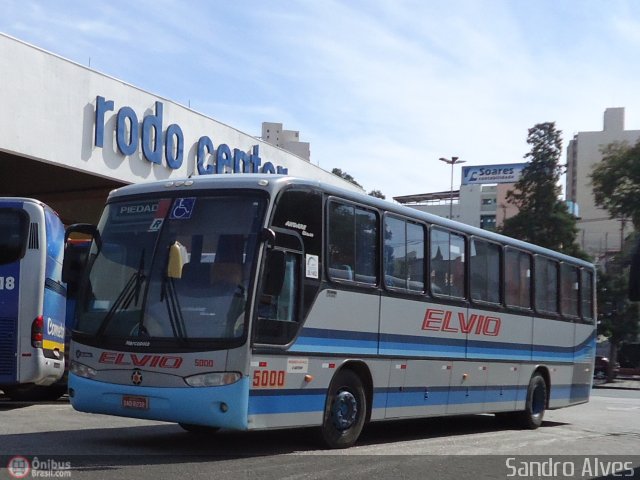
[185,372,241,387]
[70,361,97,379]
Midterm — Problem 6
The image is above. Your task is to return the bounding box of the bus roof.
[0,197,48,207]
[0,197,62,218]
[106,174,594,269]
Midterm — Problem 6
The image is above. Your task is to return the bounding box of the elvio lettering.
[422,308,501,336]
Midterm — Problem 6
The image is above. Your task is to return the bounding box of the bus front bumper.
[68,373,249,430]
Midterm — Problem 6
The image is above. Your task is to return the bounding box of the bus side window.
[505,248,531,309]
[470,238,501,304]
[255,249,302,346]
[384,215,425,293]
[327,200,378,285]
[581,269,594,323]
[328,202,356,281]
[535,256,559,315]
[561,263,580,318]
[430,227,465,299]
[258,252,299,322]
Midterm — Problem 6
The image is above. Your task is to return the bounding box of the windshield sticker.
[148,199,172,231]
[114,201,160,221]
[305,254,319,279]
[148,218,164,231]
[170,198,196,220]
[284,220,314,238]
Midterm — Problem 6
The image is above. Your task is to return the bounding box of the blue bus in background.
[0,198,77,400]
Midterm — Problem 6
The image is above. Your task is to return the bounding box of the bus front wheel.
[320,369,367,449]
[518,373,547,429]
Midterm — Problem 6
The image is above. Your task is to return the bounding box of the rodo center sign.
[94,95,289,176]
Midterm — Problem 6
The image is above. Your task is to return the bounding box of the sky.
[2,0,640,199]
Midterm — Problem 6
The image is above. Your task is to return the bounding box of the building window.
[480,215,496,231]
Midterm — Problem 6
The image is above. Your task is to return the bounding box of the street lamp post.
[439,156,466,219]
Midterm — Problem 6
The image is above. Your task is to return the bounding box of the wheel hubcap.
[332,390,358,431]
[531,385,545,418]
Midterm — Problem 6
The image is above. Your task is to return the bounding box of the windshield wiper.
[161,276,187,341]
[159,245,187,341]
[96,250,146,337]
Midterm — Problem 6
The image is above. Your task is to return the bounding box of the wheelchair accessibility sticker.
[170,198,196,220]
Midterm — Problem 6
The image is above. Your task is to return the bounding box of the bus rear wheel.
[517,373,547,429]
[320,369,367,449]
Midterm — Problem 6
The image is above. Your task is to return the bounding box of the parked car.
[593,355,619,383]
[617,343,640,377]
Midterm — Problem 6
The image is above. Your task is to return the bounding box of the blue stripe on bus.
[291,328,595,362]
[289,328,378,354]
[248,383,589,415]
[380,333,467,357]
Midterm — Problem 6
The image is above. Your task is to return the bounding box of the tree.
[597,235,640,380]
[331,168,362,188]
[590,139,640,231]
[500,122,584,257]
[590,143,640,379]
[368,189,386,199]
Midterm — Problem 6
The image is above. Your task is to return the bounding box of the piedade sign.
[94,96,289,176]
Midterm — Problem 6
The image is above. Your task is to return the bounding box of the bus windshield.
[75,194,266,345]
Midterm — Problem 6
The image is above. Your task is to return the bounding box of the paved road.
[1,389,639,479]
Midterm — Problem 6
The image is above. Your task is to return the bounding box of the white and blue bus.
[66,175,596,448]
[0,198,68,400]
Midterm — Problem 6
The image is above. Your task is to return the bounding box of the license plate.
[122,395,149,410]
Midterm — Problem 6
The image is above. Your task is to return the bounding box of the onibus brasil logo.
[7,456,71,478]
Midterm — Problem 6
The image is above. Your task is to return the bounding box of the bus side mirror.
[261,228,276,247]
[167,241,188,279]
[62,240,90,286]
[263,250,286,296]
[64,223,99,245]
[629,238,640,301]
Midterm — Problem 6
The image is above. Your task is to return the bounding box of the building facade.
[566,108,639,257]
[394,163,526,231]
[261,122,311,161]
[0,34,358,226]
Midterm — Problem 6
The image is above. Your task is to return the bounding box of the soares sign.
[94,96,289,175]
